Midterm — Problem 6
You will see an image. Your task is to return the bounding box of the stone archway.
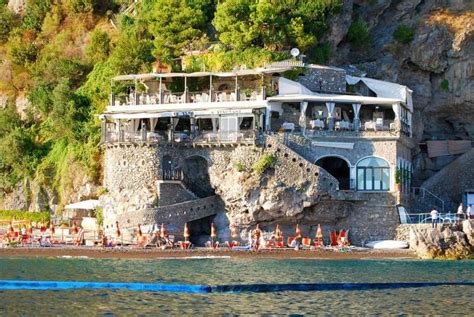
[315,156,350,190]
[182,155,214,198]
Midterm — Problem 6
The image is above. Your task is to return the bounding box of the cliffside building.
[99,62,415,244]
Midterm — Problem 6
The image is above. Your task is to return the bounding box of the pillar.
[352,103,361,131]
[299,101,308,135]
[325,102,335,130]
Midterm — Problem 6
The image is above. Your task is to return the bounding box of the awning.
[346,75,413,112]
[64,200,100,210]
[270,77,403,105]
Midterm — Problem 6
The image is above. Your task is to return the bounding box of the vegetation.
[0,210,50,222]
[234,162,246,172]
[440,79,449,91]
[347,18,371,48]
[252,154,276,175]
[395,168,402,184]
[393,25,415,44]
[0,0,343,209]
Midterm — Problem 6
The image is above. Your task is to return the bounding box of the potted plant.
[395,168,402,192]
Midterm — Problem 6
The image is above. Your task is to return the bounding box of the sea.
[0,257,473,315]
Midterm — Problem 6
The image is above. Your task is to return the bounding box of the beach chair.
[287,236,295,247]
[73,229,84,246]
[302,237,312,248]
[330,230,338,247]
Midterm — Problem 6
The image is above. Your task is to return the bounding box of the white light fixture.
[290,48,300,58]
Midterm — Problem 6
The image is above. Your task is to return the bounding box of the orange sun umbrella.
[275,224,282,241]
[254,224,261,239]
[184,223,190,241]
[28,222,33,235]
[160,223,167,239]
[295,224,302,239]
[137,224,143,237]
[116,221,121,238]
[210,223,217,238]
[230,224,239,239]
[315,224,324,247]
[8,221,14,234]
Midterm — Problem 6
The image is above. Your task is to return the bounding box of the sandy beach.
[0,246,416,260]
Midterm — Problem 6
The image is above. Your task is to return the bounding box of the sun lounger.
[302,237,312,248]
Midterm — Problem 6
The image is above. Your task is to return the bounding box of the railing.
[111,90,264,106]
[404,212,456,224]
[411,187,445,212]
[102,129,256,145]
[306,119,398,132]
[162,169,183,181]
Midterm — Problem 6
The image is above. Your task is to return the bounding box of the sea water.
[0,257,472,315]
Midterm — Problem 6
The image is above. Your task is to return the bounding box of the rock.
[409,25,451,73]
[8,0,26,14]
[15,94,29,121]
[406,224,472,259]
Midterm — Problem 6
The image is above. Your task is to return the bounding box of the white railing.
[411,187,445,212]
[404,212,456,224]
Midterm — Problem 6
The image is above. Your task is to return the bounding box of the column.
[299,101,308,135]
[235,75,240,101]
[392,103,401,132]
[190,116,196,139]
[159,77,163,104]
[325,102,335,130]
[265,107,271,131]
[352,103,361,131]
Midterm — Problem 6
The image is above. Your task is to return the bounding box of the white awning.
[346,75,413,112]
[64,200,100,210]
[311,141,354,150]
[268,93,400,105]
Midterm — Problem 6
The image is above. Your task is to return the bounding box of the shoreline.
[0,246,417,260]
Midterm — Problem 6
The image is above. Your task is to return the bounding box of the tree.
[86,29,111,62]
[145,0,207,62]
[0,5,16,43]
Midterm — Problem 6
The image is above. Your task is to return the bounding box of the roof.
[64,200,100,210]
[267,94,401,105]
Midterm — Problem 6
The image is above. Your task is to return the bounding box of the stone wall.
[104,195,222,240]
[157,181,197,207]
[296,65,346,93]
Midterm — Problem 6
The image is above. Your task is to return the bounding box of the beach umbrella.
[72,222,79,234]
[275,224,282,238]
[315,224,323,246]
[28,222,33,235]
[116,221,121,238]
[210,223,217,238]
[160,223,167,239]
[137,224,143,237]
[295,224,302,239]
[230,224,239,239]
[50,223,55,235]
[8,221,14,234]
[184,223,190,241]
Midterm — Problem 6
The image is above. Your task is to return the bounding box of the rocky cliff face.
[326,1,473,186]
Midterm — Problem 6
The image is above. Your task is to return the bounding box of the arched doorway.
[315,156,350,190]
[182,155,214,198]
[356,157,390,191]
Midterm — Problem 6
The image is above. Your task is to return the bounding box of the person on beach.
[430,208,439,228]
[456,203,464,225]
[253,224,261,250]
[467,205,473,220]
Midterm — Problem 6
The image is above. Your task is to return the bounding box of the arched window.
[357,157,390,191]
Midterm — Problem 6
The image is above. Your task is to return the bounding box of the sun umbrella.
[295,224,302,239]
[8,221,14,235]
[160,223,167,239]
[116,221,121,238]
[230,224,239,239]
[184,223,190,242]
[315,224,323,247]
[210,223,217,238]
[50,223,55,235]
[137,224,143,237]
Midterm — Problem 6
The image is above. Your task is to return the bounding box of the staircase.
[157,181,198,207]
[410,187,446,213]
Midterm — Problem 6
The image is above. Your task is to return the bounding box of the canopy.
[64,200,100,210]
[346,75,413,112]
[272,77,403,106]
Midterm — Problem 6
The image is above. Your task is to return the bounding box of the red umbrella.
[315,224,323,247]
[295,224,302,239]
[50,223,55,235]
[160,223,167,239]
[115,221,121,238]
[184,223,190,241]
[137,224,143,237]
[210,223,217,238]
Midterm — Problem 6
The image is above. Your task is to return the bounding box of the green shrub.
[0,6,16,43]
[234,162,245,172]
[310,43,331,64]
[440,79,449,91]
[252,154,276,175]
[0,210,50,223]
[347,18,371,48]
[393,25,415,44]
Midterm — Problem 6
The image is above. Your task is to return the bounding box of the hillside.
[0,0,472,212]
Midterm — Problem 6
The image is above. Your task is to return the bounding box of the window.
[357,157,390,191]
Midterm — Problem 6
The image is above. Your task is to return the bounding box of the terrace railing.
[111,90,264,106]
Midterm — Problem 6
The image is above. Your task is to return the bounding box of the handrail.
[411,187,445,212]
[404,212,455,224]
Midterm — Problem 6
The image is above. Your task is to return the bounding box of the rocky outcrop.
[8,0,26,14]
[397,222,473,259]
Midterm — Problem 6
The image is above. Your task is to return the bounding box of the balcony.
[101,129,257,146]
